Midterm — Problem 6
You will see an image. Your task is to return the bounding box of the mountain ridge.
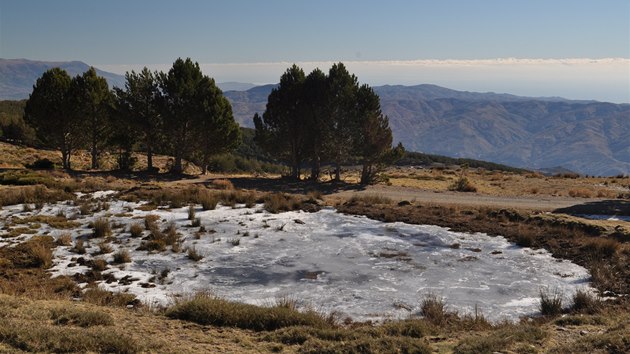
[2,59,628,176]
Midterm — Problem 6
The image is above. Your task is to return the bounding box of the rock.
[294,219,305,224]
[398,200,412,206]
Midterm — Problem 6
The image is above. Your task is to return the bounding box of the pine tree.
[115,67,162,171]
[160,58,240,173]
[71,67,114,169]
[24,68,77,169]
[254,64,307,179]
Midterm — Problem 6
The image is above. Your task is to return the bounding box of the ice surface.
[578,214,630,222]
[1,195,593,322]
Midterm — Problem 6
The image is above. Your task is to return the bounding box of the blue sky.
[1,0,629,102]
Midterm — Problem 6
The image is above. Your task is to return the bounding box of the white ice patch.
[1,195,594,322]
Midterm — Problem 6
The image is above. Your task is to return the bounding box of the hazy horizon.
[2,0,628,102]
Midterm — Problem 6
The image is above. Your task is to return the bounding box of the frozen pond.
[0,195,593,322]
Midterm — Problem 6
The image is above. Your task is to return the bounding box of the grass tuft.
[166,292,333,331]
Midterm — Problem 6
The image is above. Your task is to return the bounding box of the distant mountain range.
[0,58,252,99]
[0,58,126,99]
[224,84,630,176]
[2,58,629,176]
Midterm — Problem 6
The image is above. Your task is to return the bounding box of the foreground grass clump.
[8,236,54,269]
[0,185,73,207]
[91,218,112,238]
[454,324,547,354]
[166,292,333,331]
[539,288,564,317]
[346,194,392,205]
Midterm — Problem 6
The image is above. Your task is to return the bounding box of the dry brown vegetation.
[1,151,630,352]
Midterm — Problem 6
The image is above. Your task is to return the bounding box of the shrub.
[72,239,86,254]
[82,287,137,307]
[112,249,131,264]
[571,289,601,314]
[264,193,304,213]
[166,292,332,331]
[568,188,593,198]
[97,241,113,255]
[539,288,564,316]
[198,190,218,210]
[586,237,619,257]
[51,308,114,327]
[129,223,143,238]
[144,214,160,230]
[91,218,111,238]
[420,294,448,325]
[91,258,108,272]
[211,179,234,190]
[347,194,392,205]
[55,233,72,246]
[187,205,196,220]
[191,217,201,227]
[27,158,55,169]
[448,176,477,192]
[187,247,203,261]
[22,237,53,268]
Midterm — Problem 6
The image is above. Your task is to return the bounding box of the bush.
[28,158,55,170]
[55,233,73,246]
[51,308,114,327]
[539,288,564,316]
[91,218,111,238]
[264,193,304,213]
[420,294,448,325]
[571,290,601,314]
[187,205,196,220]
[112,249,131,264]
[448,176,477,192]
[166,292,332,331]
[198,190,218,210]
[129,223,144,238]
[187,247,203,261]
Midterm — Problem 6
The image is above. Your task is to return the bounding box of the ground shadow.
[218,177,366,195]
[554,199,630,217]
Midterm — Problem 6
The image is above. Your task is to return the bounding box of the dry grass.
[539,288,564,317]
[91,217,112,239]
[211,178,234,190]
[55,233,72,246]
[112,249,131,264]
[128,223,144,238]
[166,292,334,331]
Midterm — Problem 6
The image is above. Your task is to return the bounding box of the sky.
[1,0,629,102]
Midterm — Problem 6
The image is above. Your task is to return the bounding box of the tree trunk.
[360,164,370,185]
[147,145,153,171]
[310,156,320,181]
[91,141,98,170]
[335,160,341,181]
[173,154,183,174]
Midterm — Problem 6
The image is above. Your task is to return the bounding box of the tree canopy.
[254,63,402,184]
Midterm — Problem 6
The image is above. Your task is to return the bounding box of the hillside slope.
[225,84,630,176]
[0,58,125,99]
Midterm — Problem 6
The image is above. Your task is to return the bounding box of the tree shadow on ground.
[224,177,366,195]
[554,200,630,217]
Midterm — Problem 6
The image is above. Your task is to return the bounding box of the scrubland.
[0,147,629,353]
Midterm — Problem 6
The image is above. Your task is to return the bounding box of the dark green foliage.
[71,67,114,169]
[254,62,400,183]
[24,68,77,169]
[27,158,55,169]
[114,67,162,171]
[159,58,241,173]
[0,100,36,143]
[254,64,307,179]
